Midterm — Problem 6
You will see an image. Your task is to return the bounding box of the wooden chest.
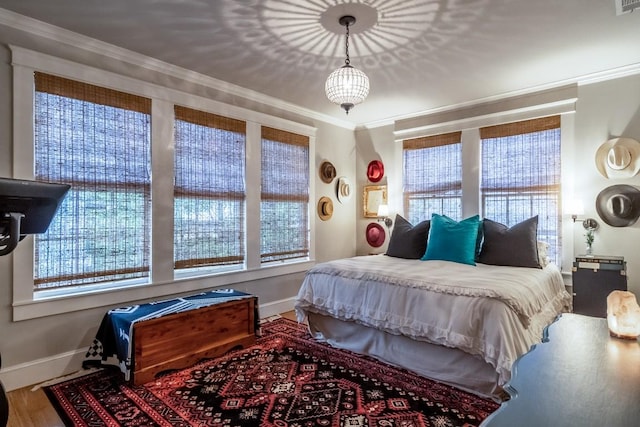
[132,296,257,385]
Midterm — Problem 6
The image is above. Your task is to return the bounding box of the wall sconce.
[377,204,393,228]
[607,290,640,340]
[568,199,598,229]
[568,199,584,222]
[581,218,599,230]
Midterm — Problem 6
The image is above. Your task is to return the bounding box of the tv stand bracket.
[0,212,25,256]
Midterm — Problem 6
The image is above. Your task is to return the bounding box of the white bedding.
[295,255,571,385]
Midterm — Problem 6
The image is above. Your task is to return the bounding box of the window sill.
[12,259,315,321]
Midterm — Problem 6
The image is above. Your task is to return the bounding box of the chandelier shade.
[325,15,369,114]
[325,65,370,114]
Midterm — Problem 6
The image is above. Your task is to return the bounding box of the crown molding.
[327,55,639,131]
[575,62,640,86]
[0,7,355,130]
[393,84,578,140]
[364,63,640,132]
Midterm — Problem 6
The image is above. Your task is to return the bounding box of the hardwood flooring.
[5,310,298,427]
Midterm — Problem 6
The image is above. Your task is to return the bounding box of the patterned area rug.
[45,318,499,426]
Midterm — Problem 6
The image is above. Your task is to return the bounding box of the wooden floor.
[5,310,298,427]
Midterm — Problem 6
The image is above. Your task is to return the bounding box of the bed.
[294,214,572,400]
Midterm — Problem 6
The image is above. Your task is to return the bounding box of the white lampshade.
[567,199,585,216]
[377,204,389,217]
[325,65,369,114]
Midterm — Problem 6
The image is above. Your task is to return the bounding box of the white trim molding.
[393,84,578,141]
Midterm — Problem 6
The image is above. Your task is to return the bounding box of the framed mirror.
[363,185,387,218]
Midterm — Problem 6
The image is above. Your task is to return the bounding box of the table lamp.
[607,290,640,339]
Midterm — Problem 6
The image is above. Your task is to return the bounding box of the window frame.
[394,111,574,270]
[173,106,248,276]
[260,126,311,264]
[480,117,562,264]
[402,132,463,224]
[33,72,154,290]
[11,46,316,321]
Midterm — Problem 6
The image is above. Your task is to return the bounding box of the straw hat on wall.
[317,196,333,221]
[595,138,640,179]
[336,176,352,204]
[319,161,336,184]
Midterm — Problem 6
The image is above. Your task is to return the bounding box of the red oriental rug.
[45,317,498,426]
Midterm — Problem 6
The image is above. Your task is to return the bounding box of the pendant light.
[325,15,370,114]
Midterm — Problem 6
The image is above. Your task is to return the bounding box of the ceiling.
[0,0,639,126]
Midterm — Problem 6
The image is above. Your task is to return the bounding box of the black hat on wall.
[595,184,640,227]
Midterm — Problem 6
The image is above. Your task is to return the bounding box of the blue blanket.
[84,289,258,381]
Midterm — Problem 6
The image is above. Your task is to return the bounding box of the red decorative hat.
[367,160,384,182]
[366,222,386,247]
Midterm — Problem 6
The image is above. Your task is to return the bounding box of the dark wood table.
[481,313,640,427]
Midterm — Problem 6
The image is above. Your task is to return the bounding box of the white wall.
[315,125,358,259]
[571,74,640,293]
[354,74,640,297]
[355,124,398,254]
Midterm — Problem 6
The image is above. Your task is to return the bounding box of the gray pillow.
[478,216,541,268]
[385,215,430,259]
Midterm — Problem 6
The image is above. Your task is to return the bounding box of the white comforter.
[295,255,571,384]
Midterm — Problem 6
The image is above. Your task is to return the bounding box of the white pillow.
[537,241,550,268]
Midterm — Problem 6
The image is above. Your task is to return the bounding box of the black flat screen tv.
[0,177,71,255]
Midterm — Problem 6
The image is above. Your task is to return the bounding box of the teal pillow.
[421,214,481,266]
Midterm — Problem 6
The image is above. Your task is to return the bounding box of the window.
[260,127,310,263]
[480,116,561,263]
[174,106,246,274]
[402,132,462,224]
[34,72,152,290]
[13,48,316,320]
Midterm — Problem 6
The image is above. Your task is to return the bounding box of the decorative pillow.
[385,215,430,259]
[421,214,481,266]
[478,216,541,268]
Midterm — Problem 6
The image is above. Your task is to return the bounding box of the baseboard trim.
[0,349,88,392]
[0,298,297,391]
[258,296,296,319]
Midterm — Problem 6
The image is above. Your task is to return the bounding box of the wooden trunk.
[132,296,257,385]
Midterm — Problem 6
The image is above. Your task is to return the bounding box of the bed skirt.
[306,312,503,400]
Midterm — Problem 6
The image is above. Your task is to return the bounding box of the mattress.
[295,255,571,387]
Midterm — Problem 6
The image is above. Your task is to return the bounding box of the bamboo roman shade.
[480,116,561,262]
[479,116,561,139]
[260,126,310,263]
[480,116,561,198]
[173,106,246,270]
[33,72,152,289]
[402,131,462,224]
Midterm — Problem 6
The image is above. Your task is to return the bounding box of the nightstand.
[571,255,627,317]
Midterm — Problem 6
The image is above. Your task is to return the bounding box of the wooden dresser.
[481,313,640,427]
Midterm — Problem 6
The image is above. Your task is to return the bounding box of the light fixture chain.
[344,21,350,65]
[325,15,369,114]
